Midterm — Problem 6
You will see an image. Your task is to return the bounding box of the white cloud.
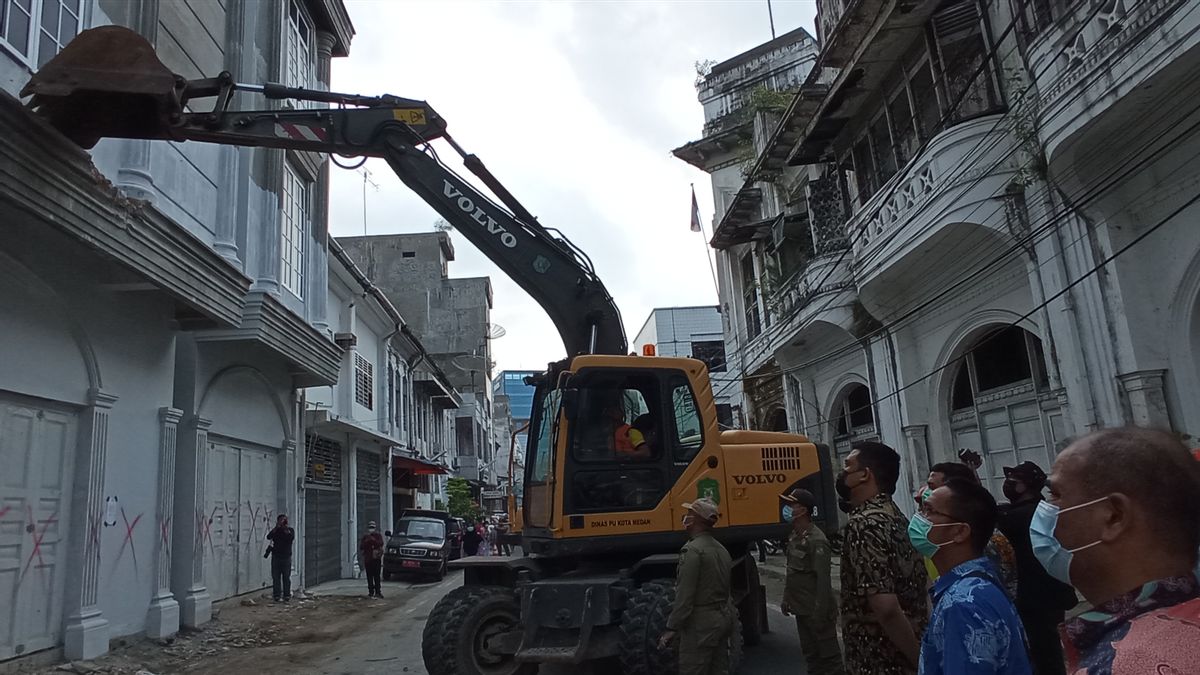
[330,0,818,370]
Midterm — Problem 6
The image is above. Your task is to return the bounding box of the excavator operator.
[609,406,651,459]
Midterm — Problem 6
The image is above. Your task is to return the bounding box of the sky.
[329,0,818,372]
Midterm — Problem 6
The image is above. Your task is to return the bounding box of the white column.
[64,389,117,660]
[178,417,212,628]
[146,407,183,638]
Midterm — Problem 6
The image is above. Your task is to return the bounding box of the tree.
[434,218,453,232]
[447,477,483,521]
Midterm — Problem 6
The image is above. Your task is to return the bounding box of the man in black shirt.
[996,461,1077,675]
[267,514,295,602]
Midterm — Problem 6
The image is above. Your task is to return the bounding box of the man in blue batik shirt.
[910,478,1032,675]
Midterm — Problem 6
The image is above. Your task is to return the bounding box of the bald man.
[1041,427,1200,673]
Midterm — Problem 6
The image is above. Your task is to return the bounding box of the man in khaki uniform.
[658,497,734,675]
[780,489,845,675]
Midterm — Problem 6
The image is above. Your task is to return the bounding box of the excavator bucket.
[21,25,184,148]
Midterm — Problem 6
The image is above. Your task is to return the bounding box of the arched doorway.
[768,408,789,432]
[946,325,1062,495]
[830,383,877,467]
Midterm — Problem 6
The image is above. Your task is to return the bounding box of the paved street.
[21,552,815,675]
[313,553,810,675]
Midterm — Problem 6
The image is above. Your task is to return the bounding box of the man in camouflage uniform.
[838,441,928,675]
[780,489,845,675]
[658,497,734,675]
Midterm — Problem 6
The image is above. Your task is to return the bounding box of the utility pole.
[767,0,777,39]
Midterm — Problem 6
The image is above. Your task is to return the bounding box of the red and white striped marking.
[274,122,328,143]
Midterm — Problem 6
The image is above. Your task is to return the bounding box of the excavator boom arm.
[22,26,626,357]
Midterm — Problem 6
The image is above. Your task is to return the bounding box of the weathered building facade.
[338,233,499,492]
[678,0,1200,513]
[0,0,352,660]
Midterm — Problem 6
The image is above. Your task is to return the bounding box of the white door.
[0,395,77,659]
[205,441,279,601]
[237,448,277,595]
[205,443,241,602]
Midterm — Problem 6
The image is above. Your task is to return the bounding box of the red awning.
[393,456,448,475]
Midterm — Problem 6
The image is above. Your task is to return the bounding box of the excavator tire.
[618,579,744,675]
[421,585,533,675]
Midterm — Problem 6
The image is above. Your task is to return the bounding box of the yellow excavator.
[25,27,834,674]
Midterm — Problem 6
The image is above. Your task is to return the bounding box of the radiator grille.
[761,446,803,472]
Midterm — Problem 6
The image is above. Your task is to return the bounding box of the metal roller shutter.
[304,434,342,587]
[355,449,382,535]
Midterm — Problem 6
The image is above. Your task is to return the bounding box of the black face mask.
[835,468,863,501]
[837,498,853,514]
[1002,479,1022,502]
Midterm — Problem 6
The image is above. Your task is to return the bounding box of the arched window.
[947,326,1064,495]
[832,384,877,466]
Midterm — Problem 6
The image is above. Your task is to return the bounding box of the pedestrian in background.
[838,441,928,675]
[1037,428,1200,673]
[359,520,385,598]
[463,519,482,556]
[658,497,734,675]
[780,488,845,675]
[912,479,1032,675]
[266,513,295,603]
[996,461,1075,675]
[496,516,512,556]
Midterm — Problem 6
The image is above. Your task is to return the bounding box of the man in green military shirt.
[658,497,734,675]
[780,488,846,675]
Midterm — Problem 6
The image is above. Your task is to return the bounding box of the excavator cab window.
[529,388,561,483]
[564,368,702,514]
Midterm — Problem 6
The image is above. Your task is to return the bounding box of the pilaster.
[146,407,183,638]
[64,389,117,660]
[1117,369,1172,429]
[177,416,213,628]
[902,424,932,488]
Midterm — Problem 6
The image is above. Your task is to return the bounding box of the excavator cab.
[519,354,821,560]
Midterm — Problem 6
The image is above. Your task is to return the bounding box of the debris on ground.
[26,593,399,675]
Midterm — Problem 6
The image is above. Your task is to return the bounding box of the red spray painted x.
[20,504,59,580]
[159,516,172,554]
[114,507,142,576]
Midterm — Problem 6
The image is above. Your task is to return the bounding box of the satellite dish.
[485,323,507,340]
[451,354,486,373]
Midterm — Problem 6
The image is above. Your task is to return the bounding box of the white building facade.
[632,306,745,429]
[0,0,351,661]
[302,243,458,587]
[678,0,1200,513]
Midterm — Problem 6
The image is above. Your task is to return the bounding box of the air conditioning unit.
[333,332,357,348]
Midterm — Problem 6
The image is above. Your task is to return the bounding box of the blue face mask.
[782,505,795,523]
[1029,496,1107,586]
[907,512,960,558]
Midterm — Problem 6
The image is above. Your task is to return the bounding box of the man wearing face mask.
[995,461,1074,675]
[359,520,385,598]
[1036,428,1200,673]
[911,479,1032,674]
[838,441,928,675]
[780,489,845,675]
[659,497,734,675]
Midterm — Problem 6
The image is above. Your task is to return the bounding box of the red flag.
[690,186,703,232]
